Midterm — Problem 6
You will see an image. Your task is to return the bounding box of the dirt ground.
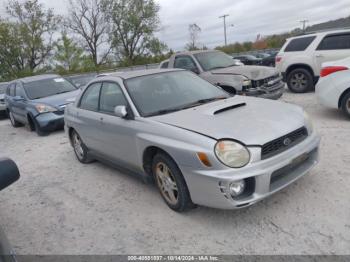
[0,89,349,255]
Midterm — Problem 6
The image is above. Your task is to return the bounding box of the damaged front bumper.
[239,77,285,100]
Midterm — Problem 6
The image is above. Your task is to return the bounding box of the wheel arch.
[217,84,237,94]
[286,64,315,79]
[338,87,350,108]
[142,146,174,177]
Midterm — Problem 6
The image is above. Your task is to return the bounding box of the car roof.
[174,50,221,56]
[103,68,183,80]
[12,74,61,84]
[287,28,350,40]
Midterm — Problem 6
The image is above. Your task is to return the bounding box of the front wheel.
[70,130,94,164]
[287,68,314,93]
[341,92,350,119]
[152,153,195,212]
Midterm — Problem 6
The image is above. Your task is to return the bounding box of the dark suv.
[5,74,80,136]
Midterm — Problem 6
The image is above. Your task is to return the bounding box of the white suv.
[276,29,350,93]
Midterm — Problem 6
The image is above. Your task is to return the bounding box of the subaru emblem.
[283,138,292,146]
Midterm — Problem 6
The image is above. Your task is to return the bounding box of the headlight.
[215,140,250,168]
[303,111,314,134]
[242,79,252,87]
[35,104,57,113]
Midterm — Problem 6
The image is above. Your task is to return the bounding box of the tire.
[287,68,314,93]
[8,111,22,127]
[152,153,195,212]
[70,130,94,164]
[340,92,350,119]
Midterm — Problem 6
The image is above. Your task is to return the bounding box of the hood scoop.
[214,103,246,115]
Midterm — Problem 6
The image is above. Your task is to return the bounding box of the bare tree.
[66,0,111,68]
[186,23,201,51]
[102,0,163,64]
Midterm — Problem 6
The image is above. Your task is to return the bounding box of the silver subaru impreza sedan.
[64,69,320,212]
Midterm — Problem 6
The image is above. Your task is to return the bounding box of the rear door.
[74,82,102,151]
[12,83,28,123]
[314,33,350,75]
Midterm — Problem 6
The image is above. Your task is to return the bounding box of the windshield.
[194,51,237,71]
[125,71,229,117]
[24,77,77,100]
[0,83,8,94]
[67,74,96,88]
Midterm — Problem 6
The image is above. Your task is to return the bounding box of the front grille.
[251,74,281,88]
[261,127,308,160]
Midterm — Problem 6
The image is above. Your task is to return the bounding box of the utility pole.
[300,19,309,33]
[219,14,229,45]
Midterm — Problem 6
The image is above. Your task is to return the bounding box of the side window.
[317,34,350,50]
[16,84,26,98]
[99,82,128,114]
[284,36,316,52]
[9,84,16,97]
[160,61,169,69]
[79,82,101,111]
[174,56,197,71]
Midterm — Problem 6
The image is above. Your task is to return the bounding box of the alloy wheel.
[9,112,15,126]
[72,132,84,160]
[155,162,179,205]
[290,73,308,91]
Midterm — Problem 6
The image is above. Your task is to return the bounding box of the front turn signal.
[197,152,212,167]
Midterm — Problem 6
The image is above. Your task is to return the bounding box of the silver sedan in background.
[64,69,320,212]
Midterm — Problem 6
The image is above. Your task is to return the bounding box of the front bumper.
[35,112,65,132]
[242,81,285,100]
[181,131,320,209]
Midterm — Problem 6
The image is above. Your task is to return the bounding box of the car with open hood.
[65,69,320,212]
[5,74,80,136]
[162,50,284,100]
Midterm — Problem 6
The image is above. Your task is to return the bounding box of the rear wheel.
[8,111,22,127]
[340,92,350,119]
[287,68,314,93]
[152,153,194,212]
[71,130,93,163]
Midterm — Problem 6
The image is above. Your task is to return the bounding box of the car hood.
[210,65,278,80]
[32,90,80,108]
[151,96,305,145]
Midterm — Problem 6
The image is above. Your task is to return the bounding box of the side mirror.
[13,96,24,102]
[191,68,200,74]
[114,105,128,118]
[0,158,20,191]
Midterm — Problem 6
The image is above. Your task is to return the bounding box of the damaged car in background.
[162,50,284,99]
[65,69,320,212]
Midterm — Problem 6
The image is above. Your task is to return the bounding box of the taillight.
[320,66,348,77]
[275,56,282,63]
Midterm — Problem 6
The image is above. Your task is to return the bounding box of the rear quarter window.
[317,34,350,50]
[284,36,316,52]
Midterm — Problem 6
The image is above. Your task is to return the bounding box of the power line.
[219,14,229,46]
[300,19,309,32]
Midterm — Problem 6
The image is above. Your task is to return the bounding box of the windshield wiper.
[181,96,228,110]
[146,108,182,117]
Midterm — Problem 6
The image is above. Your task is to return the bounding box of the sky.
[1,0,349,51]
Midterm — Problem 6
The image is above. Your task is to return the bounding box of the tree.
[0,20,25,80]
[66,0,111,68]
[6,0,60,71]
[102,0,163,64]
[54,32,85,73]
[186,23,201,51]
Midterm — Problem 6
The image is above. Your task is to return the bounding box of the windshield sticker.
[54,78,65,83]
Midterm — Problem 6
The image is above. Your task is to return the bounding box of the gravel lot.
[0,89,349,255]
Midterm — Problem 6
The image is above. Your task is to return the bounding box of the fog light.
[229,180,246,197]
